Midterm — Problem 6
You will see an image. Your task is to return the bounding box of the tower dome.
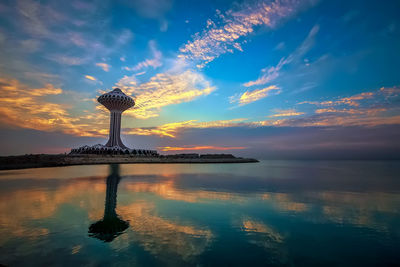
[98,88,135,112]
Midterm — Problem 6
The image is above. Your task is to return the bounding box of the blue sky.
[0,0,399,158]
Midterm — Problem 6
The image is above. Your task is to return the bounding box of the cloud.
[116,70,215,119]
[179,0,315,68]
[315,108,368,114]
[19,39,41,53]
[0,77,108,137]
[124,86,400,138]
[84,75,97,81]
[95,62,110,72]
[125,40,162,72]
[125,118,248,138]
[47,55,88,65]
[17,0,57,38]
[259,86,400,127]
[268,113,400,128]
[299,86,400,108]
[244,24,319,87]
[230,85,280,106]
[269,109,305,117]
[13,0,134,69]
[158,145,247,151]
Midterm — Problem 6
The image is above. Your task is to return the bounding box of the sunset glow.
[0,0,399,158]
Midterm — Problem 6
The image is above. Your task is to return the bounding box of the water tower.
[97,88,135,149]
[70,88,158,156]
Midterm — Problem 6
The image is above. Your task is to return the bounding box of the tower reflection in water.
[89,164,129,242]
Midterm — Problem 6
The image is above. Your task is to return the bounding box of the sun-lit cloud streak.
[117,70,215,119]
[301,92,376,107]
[244,24,319,87]
[267,113,400,128]
[124,40,162,72]
[299,86,400,107]
[158,145,247,151]
[269,109,305,117]
[179,0,315,68]
[314,108,386,115]
[95,62,110,72]
[84,75,97,81]
[230,85,280,106]
[125,118,248,138]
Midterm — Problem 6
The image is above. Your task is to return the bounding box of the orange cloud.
[269,109,305,117]
[158,146,247,151]
[230,85,280,106]
[84,75,96,81]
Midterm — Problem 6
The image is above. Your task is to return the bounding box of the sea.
[0,160,399,266]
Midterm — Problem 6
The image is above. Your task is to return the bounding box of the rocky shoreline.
[0,154,259,170]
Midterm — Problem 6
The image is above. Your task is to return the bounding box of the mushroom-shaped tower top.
[98,88,135,112]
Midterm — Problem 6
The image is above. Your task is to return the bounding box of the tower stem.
[106,111,126,148]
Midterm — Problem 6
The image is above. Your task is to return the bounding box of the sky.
[0,0,400,159]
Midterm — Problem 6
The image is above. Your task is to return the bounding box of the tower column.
[106,111,127,148]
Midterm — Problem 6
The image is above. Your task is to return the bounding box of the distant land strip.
[0,154,259,171]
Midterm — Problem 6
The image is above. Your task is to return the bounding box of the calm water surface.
[0,161,399,266]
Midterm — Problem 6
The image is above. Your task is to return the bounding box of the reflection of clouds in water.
[261,193,309,213]
[0,174,214,263]
[317,192,400,231]
[0,178,106,244]
[242,219,284,243]
[123,180,245,203]
[239,217,288,265]
[1,165,399,265]
[114,201,213,263]
[71,245,82,255]
[260,191,400,231]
